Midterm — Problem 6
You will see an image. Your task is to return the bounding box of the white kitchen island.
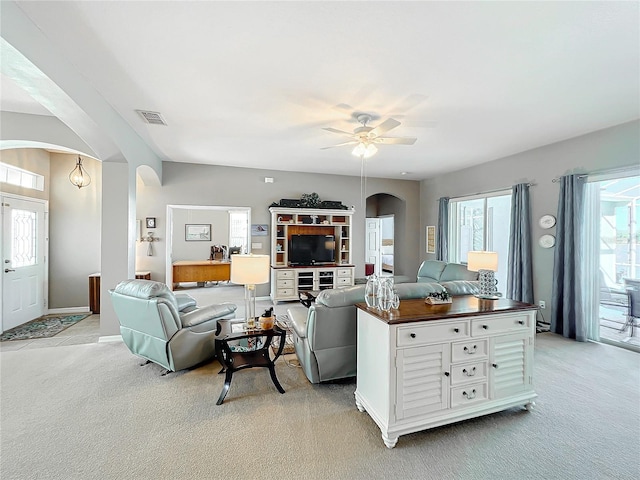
[355,296,538,448]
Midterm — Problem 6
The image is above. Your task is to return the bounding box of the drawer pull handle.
[453,328,459,333]
[518,320,525,325]
[482,325,489,330]
[492,363,498,368]
[410,333,416,338]
[462,367,476,377]
[463,389,477,400]
[444,372,450,377]
[463,345,477,354]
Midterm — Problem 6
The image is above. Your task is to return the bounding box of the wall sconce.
[142,231,159,256]
[69,156,91,189]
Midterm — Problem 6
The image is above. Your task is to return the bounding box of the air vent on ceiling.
[136,110,167,126]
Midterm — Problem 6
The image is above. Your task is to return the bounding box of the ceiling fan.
[322,113,417,158]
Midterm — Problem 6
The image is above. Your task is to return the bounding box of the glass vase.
[365,273,379,308]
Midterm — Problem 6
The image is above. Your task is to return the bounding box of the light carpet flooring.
[1,328,639,479]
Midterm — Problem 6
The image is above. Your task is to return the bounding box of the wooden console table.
[172,260,231,287]
[355,296,538,448]
[88,271,151,314]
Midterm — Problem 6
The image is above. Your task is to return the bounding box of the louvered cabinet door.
[489,332,533,399]
[395,344,450,421]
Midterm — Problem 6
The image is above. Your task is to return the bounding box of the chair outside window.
[621,281,640,342]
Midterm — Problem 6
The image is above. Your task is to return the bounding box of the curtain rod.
[552,175,587,183]
[443,183,535,201]
[552,166,639,182]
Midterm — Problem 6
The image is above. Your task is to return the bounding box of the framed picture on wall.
[251,224,268,236]
[146,217,156,228]
[426,226,436,254]
[185,224,211,241]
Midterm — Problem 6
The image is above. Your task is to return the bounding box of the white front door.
[1,196,47,332]
[365,217,381,275]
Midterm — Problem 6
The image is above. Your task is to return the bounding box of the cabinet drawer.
[450,361,488,385]
[451,383,488,408]
[276,288,295,298]
[397,321,469,347]
[337,268,352,277]
[276,270,294,279]
[336,277,351,285]
[277,279,294,288]
[471,314,530,336]
[451,339,488,362]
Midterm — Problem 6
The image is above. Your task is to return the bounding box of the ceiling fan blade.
[370,118,401,137]
[332,103,355,113]
[321,141,359,150]
[401,120,438,128]
[389,94,429,115]
[374,136,417,145]
[323,127,355,137]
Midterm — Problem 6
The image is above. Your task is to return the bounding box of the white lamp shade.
[467,251,498,272]
[351,142,378,159]
[231,254,270,285]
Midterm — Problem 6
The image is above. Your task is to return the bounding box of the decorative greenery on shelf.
[269,193,348,210]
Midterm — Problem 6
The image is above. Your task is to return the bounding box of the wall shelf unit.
[269,206,355,302]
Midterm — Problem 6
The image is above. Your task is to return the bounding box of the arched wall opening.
[365,193,410,279]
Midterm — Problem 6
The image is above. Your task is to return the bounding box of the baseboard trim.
[98,335,123,343]
[47,306,90,315]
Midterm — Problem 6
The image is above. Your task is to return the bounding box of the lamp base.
[476,269,500,299]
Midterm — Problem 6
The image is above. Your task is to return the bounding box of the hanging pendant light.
[69,156,91,189]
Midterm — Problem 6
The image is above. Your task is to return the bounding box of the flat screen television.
[289,234,335,266]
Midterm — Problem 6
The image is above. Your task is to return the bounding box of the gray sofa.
[287,262,479,384]
[417,260,479,283]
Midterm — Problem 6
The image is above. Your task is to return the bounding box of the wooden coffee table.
[214,319,287,405]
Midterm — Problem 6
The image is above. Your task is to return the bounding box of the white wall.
[420,120,640,315]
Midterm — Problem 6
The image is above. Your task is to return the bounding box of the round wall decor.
[539,234,556,248]
[539,214,556,229]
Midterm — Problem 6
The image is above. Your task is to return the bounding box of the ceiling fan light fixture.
[352,142,377,159]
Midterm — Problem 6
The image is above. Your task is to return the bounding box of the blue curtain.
[436,197,449,261]
[507,184,534,303]
[551,174,587,341]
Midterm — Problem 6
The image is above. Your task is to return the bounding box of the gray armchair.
[109,279,237,372]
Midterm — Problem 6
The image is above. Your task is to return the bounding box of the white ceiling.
[2,1,639,180]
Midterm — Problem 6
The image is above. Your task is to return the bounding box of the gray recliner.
[109,279,237,372]
[287,280,480,384]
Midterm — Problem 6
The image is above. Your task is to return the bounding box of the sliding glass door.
[593,174,640,350]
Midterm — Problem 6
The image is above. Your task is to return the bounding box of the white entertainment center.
[269,206,355,302]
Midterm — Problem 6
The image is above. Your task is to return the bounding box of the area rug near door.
[0,314,91,341]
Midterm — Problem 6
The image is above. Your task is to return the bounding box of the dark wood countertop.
[355,296,538,325]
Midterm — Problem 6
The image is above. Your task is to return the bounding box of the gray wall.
[420,120,640,316]
[49,153,101,308]
[135,162,422,296]
[0,148,101,309]
[171,209,230,261]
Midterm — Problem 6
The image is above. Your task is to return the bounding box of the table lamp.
[467,251,500,300]
[231,254,270,329]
